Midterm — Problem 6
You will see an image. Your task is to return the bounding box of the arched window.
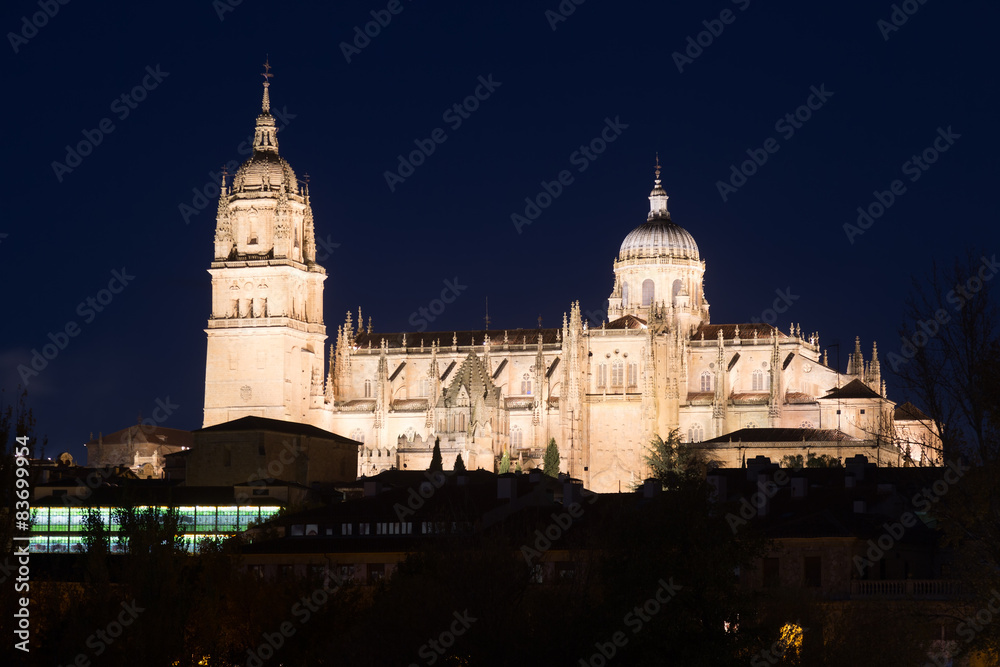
[364,379,372,398]
[521,373,532,395]
[350,428,365,445]
[672,279,682,305]
[611,361,624,387]
[687,424,704,443]
[597,364,607,388]
[621,282,629,308]
[642,279,655,307]
[457,413,466,432]
[510,425,523,449]
[700,371,712,392]
[752,369,766,391]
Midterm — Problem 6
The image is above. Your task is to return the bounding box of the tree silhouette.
[454,452,466,473]
[429,437,443,472]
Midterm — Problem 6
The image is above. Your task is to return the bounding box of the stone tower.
[203,65,327,427]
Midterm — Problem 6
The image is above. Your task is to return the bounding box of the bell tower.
[203,62,327,427]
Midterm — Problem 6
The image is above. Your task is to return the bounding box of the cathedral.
[202,74,938,492]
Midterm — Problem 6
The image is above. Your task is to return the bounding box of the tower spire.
[261,57,273,113]
[648,154,669,219]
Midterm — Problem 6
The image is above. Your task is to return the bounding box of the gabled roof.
[196,416,359,444]
[895,401,931,421]
[820,379,881,400]
[605,315,647,330]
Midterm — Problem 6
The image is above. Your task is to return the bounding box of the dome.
[232,150,299,194]
[619,217,700,261]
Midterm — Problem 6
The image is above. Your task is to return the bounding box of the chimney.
[746,455,772,481]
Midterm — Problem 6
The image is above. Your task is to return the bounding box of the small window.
[700,371,712,392]
[368,563,385,584]
[860,409,866,415]
[611,361,624,387]
[341,523,352,536]
[752,369,766,391]
[510,425,523,449]
[521,373,532,395]
[597,364,607,388]
[627,363,638,388]
[364,379,372,398]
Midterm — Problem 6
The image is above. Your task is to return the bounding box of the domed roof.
[233,150,299,194]
[618,161,699,261]
[619,216,700,261]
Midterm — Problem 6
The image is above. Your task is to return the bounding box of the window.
[457,413,466,431]
[368,563,385,584]
[421,378,430,397]
[688,424,704,443]
[510,425,523,449]
[359,523,370,535]
[627,363,638,388]
[700,371,712,392]
[763,557,780,588]
[622,282,629,308]
[597,364,607,388]
[642,279,655,307]
[860,409,866,415]
[611,361,624,387]
[364,379,372,398]
[521,373,532,395]
[350,428,365,445]
[804,556,821,588]
[752,369,766,391]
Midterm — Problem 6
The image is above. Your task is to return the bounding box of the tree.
[543,438,559,477]
[893,251,999,464]
[644,429,707,489]
[454,453,466,473]
[780,452,842,469]
[429,437,443,472]
[498,450,510,474]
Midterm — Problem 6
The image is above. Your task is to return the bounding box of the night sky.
[3,0,997,463]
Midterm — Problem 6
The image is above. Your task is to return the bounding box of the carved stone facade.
[203,78,939,492]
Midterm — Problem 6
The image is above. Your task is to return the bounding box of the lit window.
[521,373,532,395]
[688,424,704,443]
[700,371,712,392]
[642,279,655,307]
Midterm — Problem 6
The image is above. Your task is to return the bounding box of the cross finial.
[260,57,273,113]
[262,57,273,81]
[654,153,661,183]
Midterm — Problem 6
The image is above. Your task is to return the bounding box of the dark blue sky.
[3,0,997,462]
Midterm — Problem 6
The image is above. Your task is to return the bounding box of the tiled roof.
[391,399,428,412]
[695,323,786,341]
[730,393,768,405]
[353,328,561,349]
[686,392,714,404]
[785,392,816,404]
[821,379,881,400]
[605,315,647,330]
[701,427,859,444]
[339,399,376,412]
[895,401,931,421]
[196,416,358,443]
